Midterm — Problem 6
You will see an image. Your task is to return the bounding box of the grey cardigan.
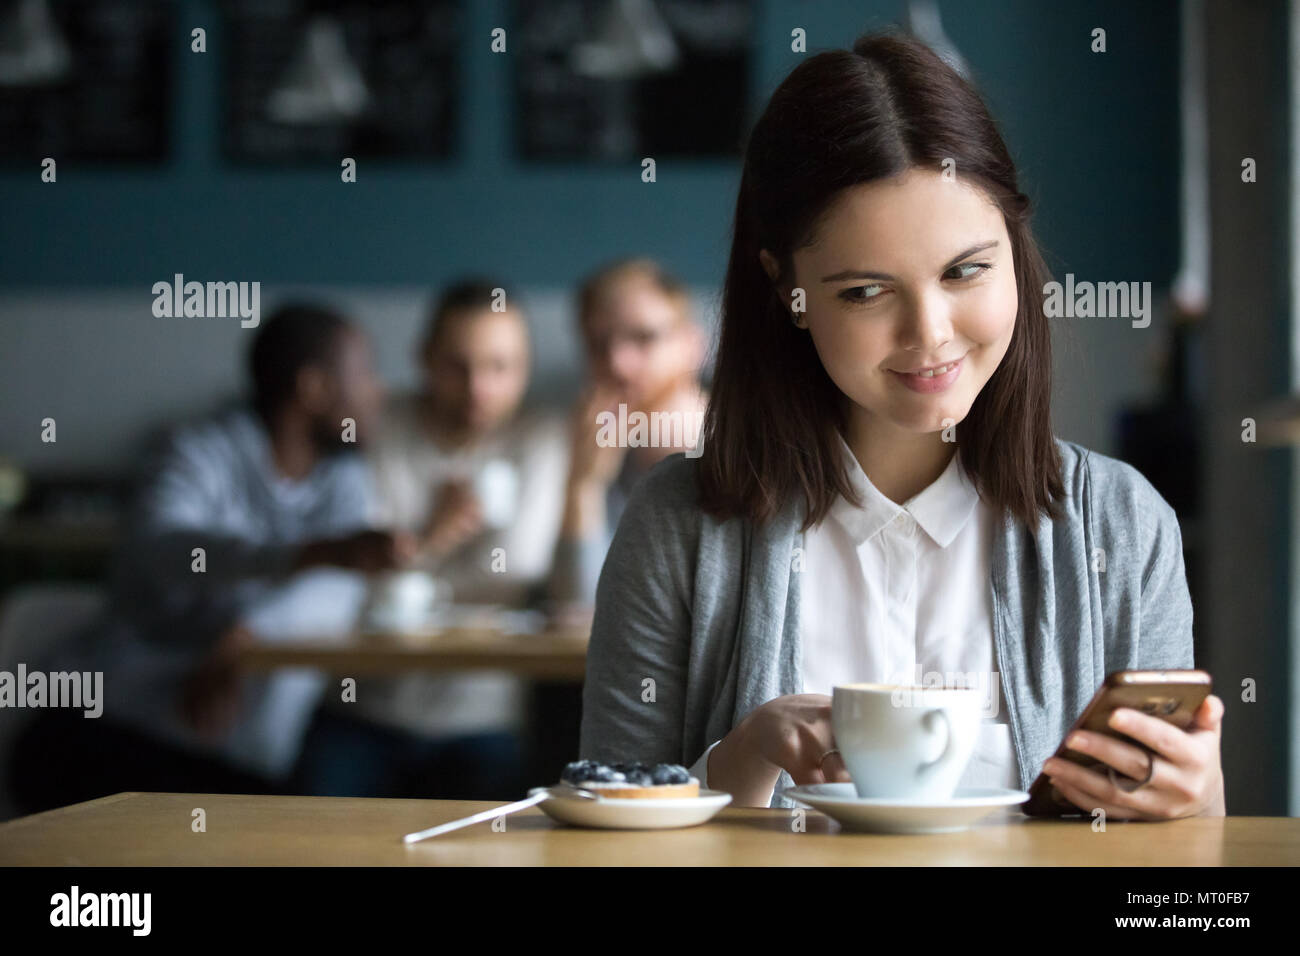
[578,439,1195,808]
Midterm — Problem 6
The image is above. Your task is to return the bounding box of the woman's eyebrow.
[941,239,1000,269]
[819,239,1001,283]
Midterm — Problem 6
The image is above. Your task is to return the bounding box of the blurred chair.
[0,583,104,820]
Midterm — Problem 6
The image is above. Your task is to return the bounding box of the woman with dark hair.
[579,33,1226,817]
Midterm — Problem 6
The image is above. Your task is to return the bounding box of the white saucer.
[783,784,1029,834]
[528,787,732,830]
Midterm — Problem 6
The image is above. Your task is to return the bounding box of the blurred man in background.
[292,279,568,799]
[550,258,709,608]
[11,303,414,813]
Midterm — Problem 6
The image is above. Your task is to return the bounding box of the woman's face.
[768,168,1018,437]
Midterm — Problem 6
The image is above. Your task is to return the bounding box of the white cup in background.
[367,570,449,632]
[472,459,519,530]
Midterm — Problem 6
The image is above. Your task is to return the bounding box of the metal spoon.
[402,785,599,844]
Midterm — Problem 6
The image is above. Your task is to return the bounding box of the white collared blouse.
[690,432,1019,801]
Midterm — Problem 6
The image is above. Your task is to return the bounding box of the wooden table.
[237,627,590,681]
[2,792,1294,866]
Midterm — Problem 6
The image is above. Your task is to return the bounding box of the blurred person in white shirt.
[293,279,569,799]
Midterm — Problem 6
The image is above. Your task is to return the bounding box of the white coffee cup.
[831,682,983,801]
[368,570,448,632]
[472,459,519,530]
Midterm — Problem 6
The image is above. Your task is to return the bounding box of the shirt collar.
[827,430,980,548]
[235,406,321,497]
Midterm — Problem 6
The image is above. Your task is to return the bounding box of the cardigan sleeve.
[1136,494,1196,669]
[578,455,699,766]
[1084,446,1196,671]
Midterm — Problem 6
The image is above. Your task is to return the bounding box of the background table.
[236,625,591,785]
[237,627,590,680]
[2,792,1295,866]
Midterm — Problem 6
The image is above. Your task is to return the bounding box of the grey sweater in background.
[54,408,373,779]
[579,440,1195,808]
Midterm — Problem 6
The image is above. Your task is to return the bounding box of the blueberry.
[652,763,690,785]
[561,759,607,783]
[564,759,690,786]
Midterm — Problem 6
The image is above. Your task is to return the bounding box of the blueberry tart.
[560,760,700,799]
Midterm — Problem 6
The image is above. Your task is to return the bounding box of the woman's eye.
[945,262,991,281]
[840,284,886,304]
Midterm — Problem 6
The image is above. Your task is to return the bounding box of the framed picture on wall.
[512,0,753,161]
[221,0,459,164]
[0,0,171,164]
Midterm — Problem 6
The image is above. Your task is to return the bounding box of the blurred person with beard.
[11,303,414,814]
[549,258,709,612]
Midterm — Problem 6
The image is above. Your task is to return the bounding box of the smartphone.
[1021,669,1212,817]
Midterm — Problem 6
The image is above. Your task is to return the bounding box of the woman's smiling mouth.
[887,355,965,392]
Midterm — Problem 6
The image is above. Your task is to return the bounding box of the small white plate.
[528,787,732,830]
[783,784,1029,834]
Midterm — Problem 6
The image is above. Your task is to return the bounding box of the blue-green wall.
[0,0,1179,290]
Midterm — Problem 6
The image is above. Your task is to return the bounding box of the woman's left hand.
[1041,694,1226,820]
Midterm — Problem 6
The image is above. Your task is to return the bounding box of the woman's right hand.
[708,693,853,806]
[567,384,628,490]
[559,385,628,538]
[422,480,484,558]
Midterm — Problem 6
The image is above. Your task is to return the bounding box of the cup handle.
[916,708,952,781]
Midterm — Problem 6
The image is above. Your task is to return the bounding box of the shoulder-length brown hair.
[697,31,1065,532]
